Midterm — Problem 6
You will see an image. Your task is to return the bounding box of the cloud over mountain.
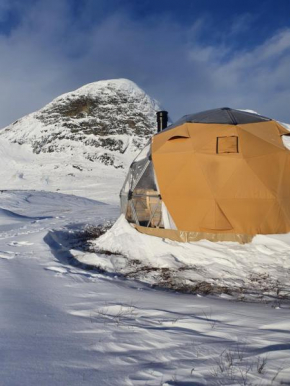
[0,0,290,127]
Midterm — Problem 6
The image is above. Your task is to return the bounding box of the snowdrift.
[70,215,290,302]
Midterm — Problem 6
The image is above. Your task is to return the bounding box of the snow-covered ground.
[0,138,125,202]
[1,190,290,385]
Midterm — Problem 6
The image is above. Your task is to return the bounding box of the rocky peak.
[1,79,160,168]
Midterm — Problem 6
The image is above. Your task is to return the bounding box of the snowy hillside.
[0,79,160,202]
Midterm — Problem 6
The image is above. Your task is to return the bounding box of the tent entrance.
[126,189,163,228]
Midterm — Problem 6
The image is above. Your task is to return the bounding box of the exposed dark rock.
[1,79,160,168]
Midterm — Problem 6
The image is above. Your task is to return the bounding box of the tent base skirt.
[134,225,253,244]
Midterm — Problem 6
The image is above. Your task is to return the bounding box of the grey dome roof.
[164,107,271,132]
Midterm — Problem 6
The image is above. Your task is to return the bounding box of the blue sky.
[0,0,290,127]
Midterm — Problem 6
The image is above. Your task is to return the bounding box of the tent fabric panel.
[217,161,276,200]
[259,201,289,234]
[218,198,277,235]
[200,201,233,231]
[161,198,214,232]
[152,151,193,191]
[245,152,288,196]
[153,123,192,153]
[160,154,215,198]
[190,124,238,153]
[238,127,283,158]
[134,225,253,244]
[278,198,290,222]
[167,125,190,140]
[279,155,290,198]
[154,136,194,155]
[240,121,286,150]
[195,154,243,195]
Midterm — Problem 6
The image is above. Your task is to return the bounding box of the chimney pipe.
[157,111,168,132]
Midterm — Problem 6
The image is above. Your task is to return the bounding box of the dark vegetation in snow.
[49,223,290,306]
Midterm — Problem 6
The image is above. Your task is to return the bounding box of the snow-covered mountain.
[0,79,160,202]
[1,79,160,167]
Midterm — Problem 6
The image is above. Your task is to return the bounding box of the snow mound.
[73,215,290,301]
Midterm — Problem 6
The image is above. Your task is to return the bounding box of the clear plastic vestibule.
[120,142,169,228]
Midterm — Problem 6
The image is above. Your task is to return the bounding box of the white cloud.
[0,1,289,127]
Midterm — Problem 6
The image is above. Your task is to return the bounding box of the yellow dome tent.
[120,108,290,243]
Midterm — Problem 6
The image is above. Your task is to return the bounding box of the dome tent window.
[120,108,290,243]
[217,136,239,154]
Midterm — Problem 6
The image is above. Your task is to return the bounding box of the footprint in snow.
[8,241,34,247]
[0,251,15,260]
